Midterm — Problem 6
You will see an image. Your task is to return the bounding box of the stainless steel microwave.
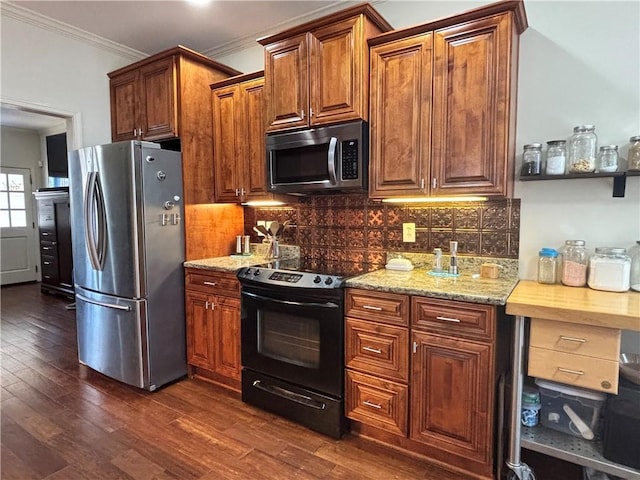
[266,120,368,194]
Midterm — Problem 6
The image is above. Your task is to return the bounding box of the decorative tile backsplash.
[244,195,520,270]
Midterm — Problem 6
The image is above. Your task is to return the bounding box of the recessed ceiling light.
[186,0,212,7]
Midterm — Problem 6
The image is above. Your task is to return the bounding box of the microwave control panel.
[341,140,359,180]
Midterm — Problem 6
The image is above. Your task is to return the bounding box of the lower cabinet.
[185,268,241,391]
[345,288,511,479]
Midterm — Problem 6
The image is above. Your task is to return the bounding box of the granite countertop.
[345,268,520,306]
[184,255,269,273]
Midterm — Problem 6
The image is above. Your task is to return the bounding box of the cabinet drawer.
[185,269,239,297]
[528,347,619,393]
[345,289,409,326]
[346,318,409,383]
[345,370,408,436]
[40,241,58,256]
[412,297,495,341]
[40,230,57,242]
[530,318,620,361]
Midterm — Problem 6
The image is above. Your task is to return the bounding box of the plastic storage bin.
[535,378,606,440]
[602,380,640,469]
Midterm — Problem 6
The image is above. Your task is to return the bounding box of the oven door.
[240,284,343,398]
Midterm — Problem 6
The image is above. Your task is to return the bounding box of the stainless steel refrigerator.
[68,140,186,391]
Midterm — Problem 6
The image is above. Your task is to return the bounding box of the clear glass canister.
[628,136,640,171]
[568,125,597,173]
[545,140,567,175]
[538,248,559,284]
[521,144,542,176]
[588,247,631,292]
[596,145,619,173]
[561,240,588,287]
[629,241,640,292]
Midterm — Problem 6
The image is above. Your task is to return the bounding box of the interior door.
[0,167,37,285]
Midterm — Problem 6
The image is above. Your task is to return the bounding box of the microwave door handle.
[327,137,338,185]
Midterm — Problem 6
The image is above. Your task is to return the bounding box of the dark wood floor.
[2,282,485,480]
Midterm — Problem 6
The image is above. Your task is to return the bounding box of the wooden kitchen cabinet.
[259,4,392,132]
[109,46,244,260]
[211,72,283,204]
[345,288,511,479]
[185,268,241,391]
[369,1,528,198]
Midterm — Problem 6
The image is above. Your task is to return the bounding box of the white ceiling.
[2,0,359,131]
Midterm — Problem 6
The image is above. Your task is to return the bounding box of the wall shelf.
[518,171,640,198]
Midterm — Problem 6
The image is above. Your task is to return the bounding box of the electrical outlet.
[403,223,416,243]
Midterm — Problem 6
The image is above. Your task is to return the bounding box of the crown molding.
[1,2,146,62]
[202,0,388,59]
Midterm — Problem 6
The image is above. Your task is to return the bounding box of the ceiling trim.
[2,2,146,62]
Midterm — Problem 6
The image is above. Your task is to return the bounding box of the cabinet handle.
[559,335,586,343]
[362,305,382,311]
[362,346,382,354]
[557,367,584,376]
[43,261,51,265]
[300,110,305,120]
[432,177,437,189]
[235,188,240,196]
[309,108,314,117]
[42,232,50,236]
[413,341,418,354]
[240,187,246,196]
[203,281,217,286]
[363,400,382,409]
[421,178,425,189]
[133,129,137,136]
[205,300,209,309]
[436,315,461,323]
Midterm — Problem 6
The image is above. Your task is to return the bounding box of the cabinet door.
[264,34,309,132]
[138,57,177,141]
[309,16,364,126]
[410,330,493,469]
[431,14,512,196]
[241,78,270,200]
[212,84,243,202]
[110,70,138,142]
[186,291,214,369]
[212,296,241,381]
[369,35,433,198]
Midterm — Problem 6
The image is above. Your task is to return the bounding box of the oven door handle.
[242,291,339,309]
[252,380,326,410]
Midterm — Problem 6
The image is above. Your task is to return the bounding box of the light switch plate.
[403,223,416,242]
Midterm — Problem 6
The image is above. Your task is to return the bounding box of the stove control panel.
[237,267,344,289]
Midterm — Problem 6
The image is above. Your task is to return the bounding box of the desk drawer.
[530,318,620,361]
[528,347,618,393]
[345,370,408,436]
[346,318,409,383]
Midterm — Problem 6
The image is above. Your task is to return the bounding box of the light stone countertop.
[345,268,520,306]
[184,244,300,273]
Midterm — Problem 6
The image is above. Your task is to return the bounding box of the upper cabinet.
[369,1,528,199]
[259,3,392,133]
[211,72,274,203]
[108,46,243,260]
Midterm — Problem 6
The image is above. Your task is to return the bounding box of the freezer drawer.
[75,287,148,389]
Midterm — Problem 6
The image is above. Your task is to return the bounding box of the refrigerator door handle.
[76,293,132,311]
[84,172,107,270]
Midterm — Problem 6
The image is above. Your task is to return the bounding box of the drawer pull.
[436,316,461,323]
[362,305,383,311]
[363,400,382,409]
[559,335,586,343]
[362,346,382,354]
[558,367,584,376]
[203,281,217,287]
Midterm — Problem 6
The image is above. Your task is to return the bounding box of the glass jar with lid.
[545,140,567,175]
[596,145,619,173]
[561,240,588,287]
[538,248,559,284]
[628,136,640,171]
[567,125,597,173]
[521,144,542,176]
[629,241,640,292]
[588,247,631,292]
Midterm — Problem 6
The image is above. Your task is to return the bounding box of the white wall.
[1,126,44,190]
[1,13,137,147]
